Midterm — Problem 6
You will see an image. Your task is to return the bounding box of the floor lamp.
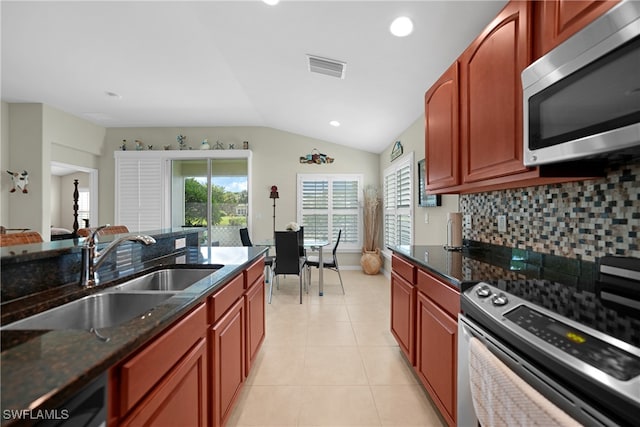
[270,185,279,241]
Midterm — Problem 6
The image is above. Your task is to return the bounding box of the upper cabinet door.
[425,62,460,191]
[460,1,532,184]
[534,0,620,59]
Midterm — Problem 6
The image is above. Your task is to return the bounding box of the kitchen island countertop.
[0,245,267,426]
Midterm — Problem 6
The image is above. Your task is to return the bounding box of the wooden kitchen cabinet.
[390,255,416,364]
[415,270,460,427]
[120,339,208,427]
[425,62,460,191]
[422,0,605,195]
[244,258,266,374]
[108,303,208,426]
[534,0,619,59]
[210,297,245,427]
[460,0,531,185]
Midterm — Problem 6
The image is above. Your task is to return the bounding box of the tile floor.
[227,269,448,427]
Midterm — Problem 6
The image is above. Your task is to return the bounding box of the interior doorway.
[50,161,98,232]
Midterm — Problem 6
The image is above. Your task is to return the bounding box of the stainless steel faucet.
[80,225,156,287]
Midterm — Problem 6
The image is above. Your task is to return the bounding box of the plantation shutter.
[115,157,164,232]
[297,174,362,250]
[383,153,413,248]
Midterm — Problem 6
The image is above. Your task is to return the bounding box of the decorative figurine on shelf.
[214,140,225,150]
[163,145,171,150]
[243,141,249,149]
[7,170,29,193]
[120,139,127,151]
[228,143,235,149]
[177,134,187,150]
[147,145,153,150]
[200,138,210,150]
[135,140,144,150]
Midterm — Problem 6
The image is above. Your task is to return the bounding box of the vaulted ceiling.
[1,0,507,154]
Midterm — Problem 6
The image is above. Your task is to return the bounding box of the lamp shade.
[270,185,279,199]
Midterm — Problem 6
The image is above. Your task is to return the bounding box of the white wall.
[2,103,105,239]
[1,102,10,226]
[50,175,62,228]
[100,127,380,266]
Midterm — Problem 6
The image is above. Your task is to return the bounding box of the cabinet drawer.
[119,302,207,415]
[392,255,416,284]
[244,257,264,289]
[416,269,460,318]
[209,274,244,324]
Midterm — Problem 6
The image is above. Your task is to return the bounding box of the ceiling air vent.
[307,55,346,79]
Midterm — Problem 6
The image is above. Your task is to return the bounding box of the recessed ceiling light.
[329,120,340,127]
[390,16,414,37]
[262,0,280,5]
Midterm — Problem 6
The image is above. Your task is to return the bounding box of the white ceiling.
[1,0,507,154]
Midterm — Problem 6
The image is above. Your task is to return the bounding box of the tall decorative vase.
[361,248,382,275]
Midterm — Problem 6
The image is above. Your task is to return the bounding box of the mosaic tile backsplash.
[460,156,640,262]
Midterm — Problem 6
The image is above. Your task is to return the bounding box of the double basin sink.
[2,268,220,331]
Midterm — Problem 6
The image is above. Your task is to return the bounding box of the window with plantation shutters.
[115,157,164,232]
[297,174,362,251]
[383,153,413,248]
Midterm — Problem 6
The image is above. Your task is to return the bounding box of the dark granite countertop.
[0,227,204,264]
[389,241,596,291]
[0,245,267,426]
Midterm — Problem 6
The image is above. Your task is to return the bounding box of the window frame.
[296,173,363,251]
[383,152,414,251]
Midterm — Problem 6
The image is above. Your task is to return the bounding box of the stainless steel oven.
[522,0,640,166]
[458,258,640,427]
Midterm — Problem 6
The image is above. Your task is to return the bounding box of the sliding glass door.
[171,158,248,246]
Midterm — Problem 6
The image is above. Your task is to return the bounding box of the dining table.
[256,237,330,296]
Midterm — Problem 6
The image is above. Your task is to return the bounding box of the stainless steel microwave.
[522,0,640,166]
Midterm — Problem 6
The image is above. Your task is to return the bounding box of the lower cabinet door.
[120,338,208,427]
[416,292,457,426]
[210,298,245,427]
[390,272,416,364]
[245,276,265,374]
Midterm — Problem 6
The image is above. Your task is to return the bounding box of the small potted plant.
[361,185,382,274]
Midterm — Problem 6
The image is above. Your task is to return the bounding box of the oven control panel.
[463,282,640,383]
[504,305,640,381]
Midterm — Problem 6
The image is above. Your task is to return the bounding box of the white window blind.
[115,158,164,232]
[297,174,362,250]
[383,153,413,248]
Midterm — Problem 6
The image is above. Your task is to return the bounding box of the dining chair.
[239,227,275,285]
[272,231,305,304]
[304,229,344,294]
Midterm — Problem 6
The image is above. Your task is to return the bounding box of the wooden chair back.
[77,225,130,238]
[0,231,44,247]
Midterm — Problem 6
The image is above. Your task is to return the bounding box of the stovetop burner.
[487,279,640,347]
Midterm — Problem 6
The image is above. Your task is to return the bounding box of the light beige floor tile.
[264,319,308,346]
[303,346,368,385]
[307,303,351,323]
[298,385,382,426]
[307,321,357,346]
[248,345,306,385]
[351,322,398,346]
[266,301,309,323]
[370,385,447,426]
[346,303,390,324]
[228,385,304,426]
[359,346,417,385]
